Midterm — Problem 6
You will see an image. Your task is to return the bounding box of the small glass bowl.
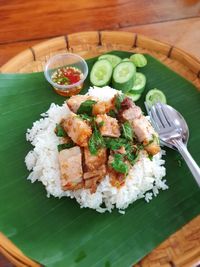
[44,53,88,96]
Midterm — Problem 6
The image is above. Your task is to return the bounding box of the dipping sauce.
[44,53,88,97]
[51,67,84,96]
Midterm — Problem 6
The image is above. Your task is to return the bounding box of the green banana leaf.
[0,51,200,267]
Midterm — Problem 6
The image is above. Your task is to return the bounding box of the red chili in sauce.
[52,67,83,86]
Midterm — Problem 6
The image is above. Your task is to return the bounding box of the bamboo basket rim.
[1,31,200,78]
[0,31,200,267]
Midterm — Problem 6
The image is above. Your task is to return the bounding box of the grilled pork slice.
[62,114,92,147]
[83,148,107,193]
[92,98,115,115]
[84,147,107,171]
[66,95,96,113]
[96,114,120,138]
[119,97,160,155]
[58,146,83,190]
[84,177,100,193]
[83,165,107,180]
[118,97,142,121]
[132,116,160,155]
[67,94,115,116]
[84,165,106,193]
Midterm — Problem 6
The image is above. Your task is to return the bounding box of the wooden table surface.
[0,0,200,266]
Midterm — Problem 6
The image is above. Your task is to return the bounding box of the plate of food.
[0,33,200,267]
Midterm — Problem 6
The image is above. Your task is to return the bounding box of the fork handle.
[175,140,200,187]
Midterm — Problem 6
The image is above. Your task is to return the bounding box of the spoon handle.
[174,140,200,187]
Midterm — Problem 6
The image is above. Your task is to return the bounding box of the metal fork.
[145,102,200,187]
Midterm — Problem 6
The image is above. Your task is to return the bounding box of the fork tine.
[150,105,163,131]
[154,102,170,128]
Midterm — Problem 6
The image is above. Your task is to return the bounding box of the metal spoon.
[145,102,200,186]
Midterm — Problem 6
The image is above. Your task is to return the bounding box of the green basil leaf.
[124,144,134,163]
[111,154,129,174]
[78,114,93,122]
[115,94,125,111]
[107,109,117,118]
[55,124,67,137]
[98,121,105,127]
[57,142,75,152]
[104,137,127,150]
[121,121,133,141]
[88,127,105,155]
[148,154,153,161]
[77,100,97,115]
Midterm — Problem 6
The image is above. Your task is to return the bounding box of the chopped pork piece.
[118,97,142,122]
[66,95,96,113]
[84,147,107,171]
[83,165,106,180]
[144,142,160,155]
[84,166,106,193]
[119,97,160,156]
[58,146,83,190]
[132,116,154,142]
[62,114,92,147]
[132,117,160,155]
[84,177,100,193]
[96,114,120,138]
[83,148,107,193]
[92,98,115,115]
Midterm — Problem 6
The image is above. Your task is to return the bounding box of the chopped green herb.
[148,154,153,161]
[98,121,105,127]
[124,144,136,164]
[88,127,105,155]
[77,100,97,115]
[121,122,133,141]
[115,94,125,111]
[107,109,117,118]
[55,124,67,137]
[111,154,129,174]
[104,137,127,150]
[78,114,93,122]
[57,142,75,152]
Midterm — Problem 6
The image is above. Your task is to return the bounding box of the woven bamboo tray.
[0,31,200,267]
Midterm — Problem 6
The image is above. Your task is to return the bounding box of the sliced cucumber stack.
[98,54,122,68]
[130,72,146,94]
[130,53,147,67]
[112,61,136,92]
[126,92,141,102]
[124,72,146,102]
[90,59,113,87]
[145,88,167,107]
[122,58,130,62]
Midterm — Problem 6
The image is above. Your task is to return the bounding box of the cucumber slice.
[130,53,147,67]
[98,54,121,68]
[122,58,130,62]
[145,88,167,107]
[126,92,141,102]
[112,61,136,92]
[90,59,113,87]
[131,72,146,94]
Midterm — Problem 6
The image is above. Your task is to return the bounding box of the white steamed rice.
[25,86,168,213]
